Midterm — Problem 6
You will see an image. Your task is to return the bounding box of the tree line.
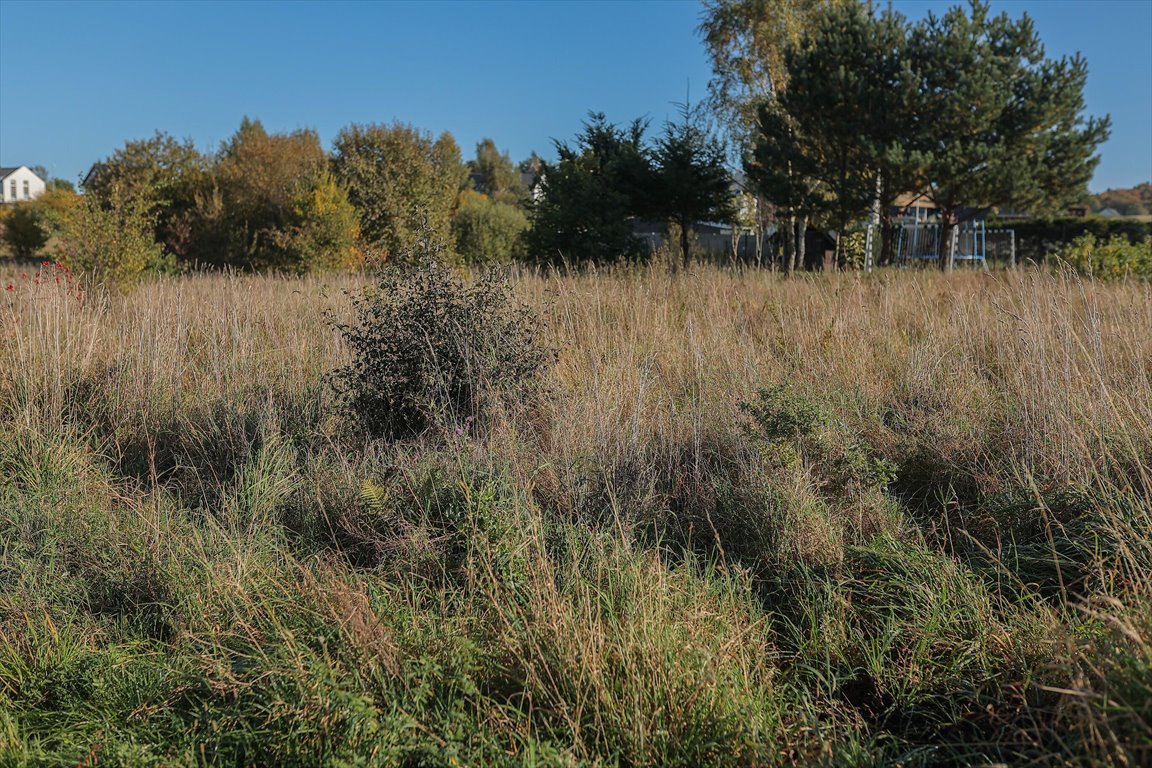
[2,0,1110,277]
[1,108,733,278]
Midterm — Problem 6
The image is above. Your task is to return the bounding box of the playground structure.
[863,221,1017,270]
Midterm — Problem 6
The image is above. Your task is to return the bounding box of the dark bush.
[331,241,550,440]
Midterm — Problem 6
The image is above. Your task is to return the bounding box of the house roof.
[0,166,45,183]
[893,191,937,208]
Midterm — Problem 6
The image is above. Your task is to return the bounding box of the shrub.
[740,385,897,499]
[44,189,167,284]
[988,216,1151,263]
[0,203,48,259]
[451,190,529,265]
[270,170,362,273]
[1057,232,1152,280]
[738,385,901,556]
[331,241,550,439]
[837,230,871,270]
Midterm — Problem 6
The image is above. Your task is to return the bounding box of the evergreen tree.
[526,113,653,266]
[745,100,822,269]
[651,102,735,270]
[744,1,1108,271]
[761,2,915,268]
[700,0,852,270]
[698,0,851,151]
[905,1,1110,270]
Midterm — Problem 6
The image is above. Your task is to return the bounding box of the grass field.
[1,262,1149,766]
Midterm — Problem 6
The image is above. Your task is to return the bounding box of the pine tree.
[651,102,735,271]
[905,1,1110,270]
[526,113,653,266]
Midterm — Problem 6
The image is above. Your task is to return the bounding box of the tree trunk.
[879,214,896,266]
[680,216,691,272]
[795,215,807,272]
[939,209,956,272]
[784,212,795,273]
[755,195,768,270]
[836,214,850,271]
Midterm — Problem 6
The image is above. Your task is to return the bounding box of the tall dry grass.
[1,262,1149,765]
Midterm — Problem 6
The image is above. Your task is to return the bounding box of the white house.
[0,166,46,204]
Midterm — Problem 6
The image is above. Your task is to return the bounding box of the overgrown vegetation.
[1058,233,1152,279]
[331,245,550,440]
[1,253,1149,764]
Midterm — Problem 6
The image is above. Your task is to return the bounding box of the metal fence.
[885,222,1016,269]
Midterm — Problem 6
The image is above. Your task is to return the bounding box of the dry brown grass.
[1,262,1149,764]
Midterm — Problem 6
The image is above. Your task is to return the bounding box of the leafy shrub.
[740,385,897,499]
[0,202,48,259]
[988,216,1151,263]
[44,189,167,284]
[1057,233,1151,279]
[837,230,870,270]
[332,242,550,439]
[451,190,529,265]
[269,170,362,273]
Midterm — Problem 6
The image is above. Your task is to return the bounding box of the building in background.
[0,166,46,204]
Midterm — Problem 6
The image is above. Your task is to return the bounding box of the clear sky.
[1,0,1148,193]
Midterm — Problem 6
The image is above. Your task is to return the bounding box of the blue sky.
[1,0,1148,192]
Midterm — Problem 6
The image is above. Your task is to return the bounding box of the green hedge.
[986,217,1151,264]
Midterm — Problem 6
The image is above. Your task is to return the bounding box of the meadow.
[1,261,1149,766]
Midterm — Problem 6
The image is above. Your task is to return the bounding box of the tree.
[470,138,525,205]
[0,187,81,260]
[745,100,824,270]
[1,203,48,259]
[83,131,210,259]
[526,113,654,266]
[699,0,851,270]
[749,2,915,268]
[46,188,165,284]
[452,189,529,265]
[272,170,362,272]
[518,152,543,176]
[699,0,849,150]
[331,122,467,261]
[651,102,735,270]
[204,118,359,272]
[905,1,1110,270]
[1089,183,1152,216]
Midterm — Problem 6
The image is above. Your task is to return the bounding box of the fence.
[882,221,1016,269]
[639,222,1016,270]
